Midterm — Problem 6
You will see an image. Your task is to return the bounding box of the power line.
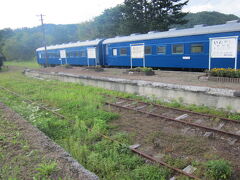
[37,14,48,67]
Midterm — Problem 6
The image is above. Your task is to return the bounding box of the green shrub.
[129,67,154,73]
[35,161,57,178]
[205,160,232,180]
[209,68,240,78]
[62,64,72,69]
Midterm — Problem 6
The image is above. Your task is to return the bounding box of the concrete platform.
[24,68,240,113]
[34,66,240,91]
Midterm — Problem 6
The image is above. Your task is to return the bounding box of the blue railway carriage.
[36,39,104,66]
[102,20,240,69]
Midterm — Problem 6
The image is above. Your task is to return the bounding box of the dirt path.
[0,102,98,180]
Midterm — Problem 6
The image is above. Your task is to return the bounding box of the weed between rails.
[0,71,171,179]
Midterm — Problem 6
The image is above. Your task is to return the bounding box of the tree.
[77,5,126,40]
[174,11,240,29]
[93,5,126,37]
[122,0,188,33]
[0,28,13,53]
[2,31,43,61]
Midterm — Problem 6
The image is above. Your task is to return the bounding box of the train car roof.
[36,39,102,52]
[103,20,240,44]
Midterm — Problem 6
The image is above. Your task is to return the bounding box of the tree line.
[0,0,239,61]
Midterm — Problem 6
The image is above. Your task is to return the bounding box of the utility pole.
[37,14,48,67]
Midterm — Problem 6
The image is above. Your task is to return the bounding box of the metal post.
[234,37,238,70]
[208,38,212,70]
[143,43,145,67]
[95,48,97,66]
[130,44,132,69]
[38,14,48,67]
[143,56,145,67]
[130,57,132,69]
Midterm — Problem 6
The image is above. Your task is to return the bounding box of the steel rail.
[0,85,200,179]
[131,148,201,180]
[0,86,65,119]
[105,95,240,124]
[106,102,240,139]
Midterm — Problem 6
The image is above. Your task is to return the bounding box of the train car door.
[130,43,145,68]
[60,50,67,65]
[87,47,97,66]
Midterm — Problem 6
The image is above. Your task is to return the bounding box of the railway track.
[0,85,200,179]
[105,95,240,142]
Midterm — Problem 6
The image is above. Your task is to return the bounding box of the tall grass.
[4,60,40,68]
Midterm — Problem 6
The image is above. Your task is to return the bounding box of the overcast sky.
[0,0,239,30]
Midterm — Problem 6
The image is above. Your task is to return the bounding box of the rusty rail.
[131,148,200,180]
[106,101,240,139]
[106,95,240,124]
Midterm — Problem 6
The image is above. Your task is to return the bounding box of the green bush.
[35,161,57,178]
[205,160,232,180]
[129,67,154,73]
[63,64,73,69]
[209,68,240,78]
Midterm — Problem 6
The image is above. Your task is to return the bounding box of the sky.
[0,0,240,30]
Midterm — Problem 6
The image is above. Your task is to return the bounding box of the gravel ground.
[37,66,240,90]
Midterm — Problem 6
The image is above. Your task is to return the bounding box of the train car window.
[106,45,109,55]
[48,53,54,58]
[145,46,152,55]
[157,46,166,54]
[66,52,70,58]
[80,50,86,57]
[75,51,80,57]
[120,48,127,56]
[71,52,76,58]
[172,44,184,54]
[113,48,117,56]
[55,53,60,58]
[191,44,203,53]
[41,53,46,59]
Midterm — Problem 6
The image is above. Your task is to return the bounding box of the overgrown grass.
[4,60,40,68]
[112,94,240,121]
[0,70,171,179]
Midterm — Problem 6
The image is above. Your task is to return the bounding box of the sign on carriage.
[130,44,144,58]
[209,36,238,70]
[60,50,66,58]
[210,37,238,58]
[87,48,96,59]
